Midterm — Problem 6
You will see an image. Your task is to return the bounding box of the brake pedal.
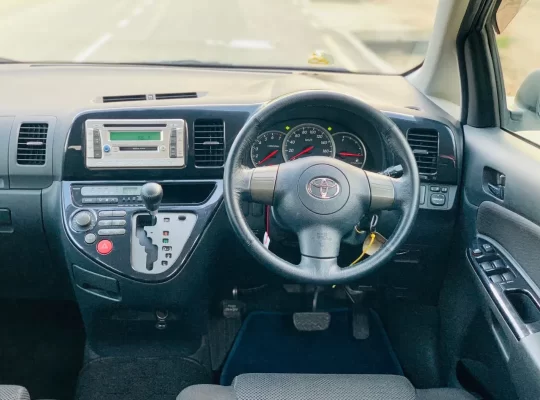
[293,312,331,331]
[293,286,330,331]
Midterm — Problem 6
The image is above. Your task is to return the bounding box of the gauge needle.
[289,146,315,161]
[338,152,364,157]
[258,150,279,165]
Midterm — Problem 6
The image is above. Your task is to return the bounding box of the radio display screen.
[110,131,161,141]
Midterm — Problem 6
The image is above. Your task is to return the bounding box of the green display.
[110,131,161,141]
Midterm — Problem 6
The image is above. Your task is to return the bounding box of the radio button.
[112,210,127,217]
[99,211,113,217]
[103,144,111,153]
[84,233,97,244]
[98,220,113,226]
[111,220,126,226]
[98,228,126,236]
[82,197,97,204]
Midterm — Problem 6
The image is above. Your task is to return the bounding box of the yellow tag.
[308,50,334,65]
[363,232,387,256]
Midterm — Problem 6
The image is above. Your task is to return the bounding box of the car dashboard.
[0,63,461,305]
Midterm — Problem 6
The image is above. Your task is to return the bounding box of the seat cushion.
[178,374,476,400]
[0,386,30,400]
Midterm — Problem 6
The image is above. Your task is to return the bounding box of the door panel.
[461,125,540,399]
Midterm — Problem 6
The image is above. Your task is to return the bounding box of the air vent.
[102,94,147,103]
[407,129,439,175]
[194,119,225,167]
[101,92,199,103]
[155,92,198,100]
[17,123,49,165]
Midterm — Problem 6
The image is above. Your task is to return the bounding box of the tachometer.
[250,131,285,166]
[333,132,367,167]
[282,124,335,162]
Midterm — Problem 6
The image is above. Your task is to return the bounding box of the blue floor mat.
[220,309,402,385]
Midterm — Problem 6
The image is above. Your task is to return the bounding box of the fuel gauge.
[333,132,367,168]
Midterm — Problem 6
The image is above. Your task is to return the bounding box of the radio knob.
[73,210,93,230]
[103,144,111,153]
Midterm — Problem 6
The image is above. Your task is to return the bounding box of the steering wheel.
[224,90,420,284]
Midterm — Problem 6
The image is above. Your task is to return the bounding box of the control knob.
[72,210,94,231]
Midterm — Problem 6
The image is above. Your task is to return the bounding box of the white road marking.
[133,6,144,16]
[118,19,130,28]
[205,39,227,46]
[229,40,273,50]
[322,35,358,72]
[73,33,112,62]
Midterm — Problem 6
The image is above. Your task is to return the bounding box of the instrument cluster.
[250,120,369,169]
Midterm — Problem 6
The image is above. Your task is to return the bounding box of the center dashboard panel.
[60,105,461,290]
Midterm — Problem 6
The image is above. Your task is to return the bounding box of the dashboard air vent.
[17,123,49,165]
[194,119,225,167]
[407,129,439,175]
[155,92,198,100]
[102,94,147,103]
[101,92,199,103]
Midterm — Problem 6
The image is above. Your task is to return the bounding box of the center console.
[63,180,221,284]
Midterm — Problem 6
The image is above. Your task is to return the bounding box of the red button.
[97,239,113,255]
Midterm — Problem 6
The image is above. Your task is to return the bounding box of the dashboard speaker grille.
[407,128,439,175]
[16,123,49,165]
[194,119,225,167]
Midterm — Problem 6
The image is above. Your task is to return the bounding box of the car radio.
[85,119,187,169]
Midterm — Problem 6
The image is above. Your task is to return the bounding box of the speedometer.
[282,124,335,162]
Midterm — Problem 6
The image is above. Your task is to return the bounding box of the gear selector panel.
[131,212,197,274]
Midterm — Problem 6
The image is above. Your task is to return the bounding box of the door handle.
[484,168,506,200]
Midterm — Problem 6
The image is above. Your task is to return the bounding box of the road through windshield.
[0,0,437,73]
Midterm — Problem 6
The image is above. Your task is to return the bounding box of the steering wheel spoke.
[297,224,342,259]
[365,171,410,212]
[298,255,341,279]
[235,165,278,204]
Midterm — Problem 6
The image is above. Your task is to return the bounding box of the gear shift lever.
[141,182,163,225]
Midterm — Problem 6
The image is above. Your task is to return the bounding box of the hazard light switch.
[97,239,113,255]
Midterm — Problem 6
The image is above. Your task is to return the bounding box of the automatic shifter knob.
[141,182,163,222]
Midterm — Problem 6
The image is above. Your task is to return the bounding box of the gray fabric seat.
[0,386,30,400]
[178,374,476,400]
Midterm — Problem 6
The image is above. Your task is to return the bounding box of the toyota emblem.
[307,177,340,199]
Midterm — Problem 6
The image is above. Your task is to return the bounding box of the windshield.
[0,0,438,74]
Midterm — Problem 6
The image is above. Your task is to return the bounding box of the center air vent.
[194,119,225,167]
[155,92,198,100]
[16,123,49,165]
[407,129,439,175]
[101,92,199,103]
[102,94,147,103]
